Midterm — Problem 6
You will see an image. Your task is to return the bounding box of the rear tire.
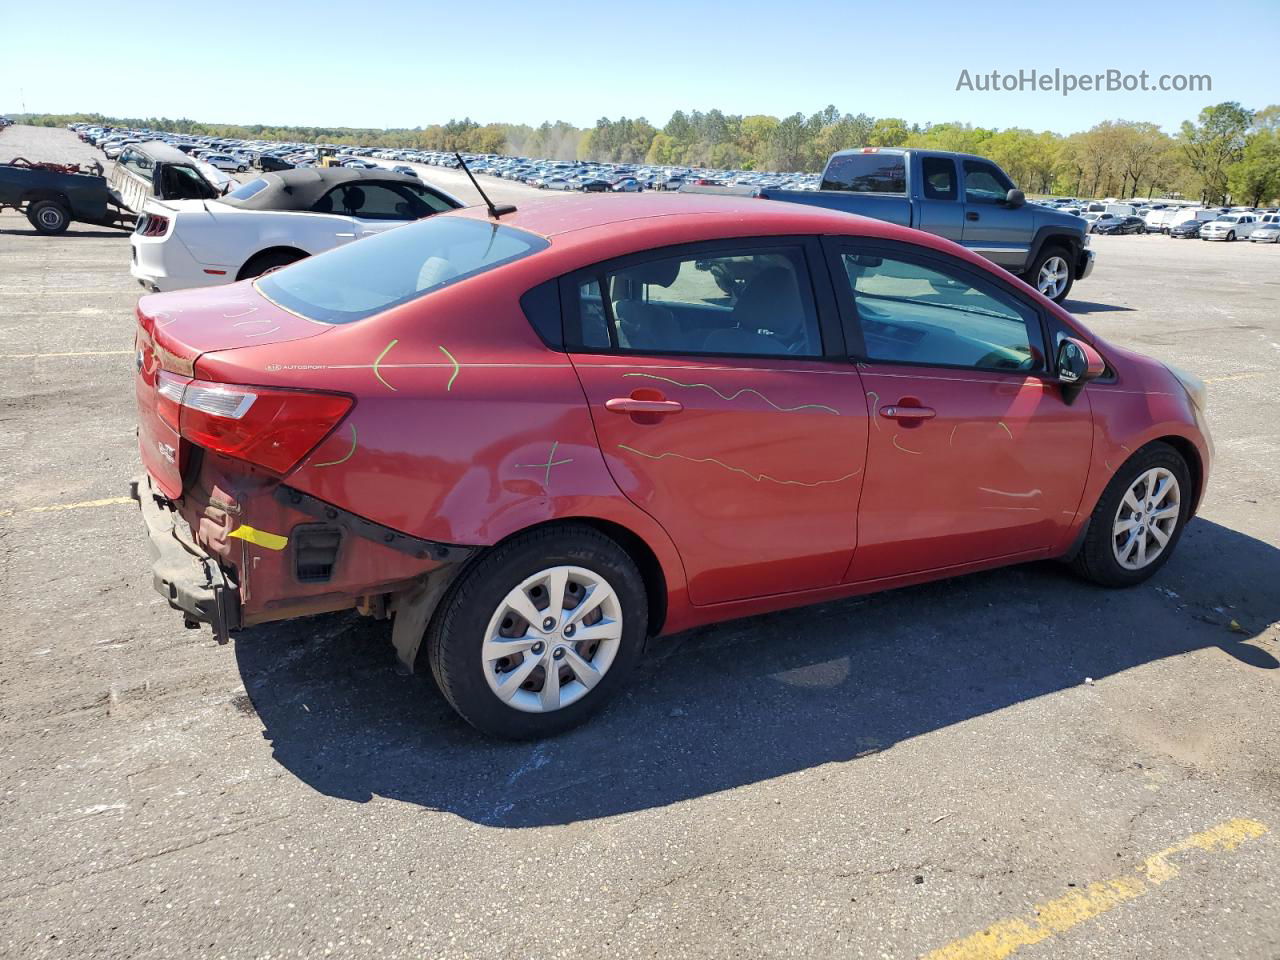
[28,200,70,235]
[1070,442,1192,587]
[236,248,306,281]
[425,525,648,739]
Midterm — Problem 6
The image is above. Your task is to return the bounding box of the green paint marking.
[514,441,575,488]
[373,339,399,392]
[617,444,859,487]
[313,424,357,468]
[439,345,460,391]
[622,372,839,415]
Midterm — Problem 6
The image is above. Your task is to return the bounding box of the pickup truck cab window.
[839,249,1043,372]
[573,245,823,358]
[963,160,1015,204]
[921,157,957,201]
[821,152,907,194]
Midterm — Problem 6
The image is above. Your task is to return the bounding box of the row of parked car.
[403,152,821,194]
[67,123,821,194]
[1035,195,1280,242]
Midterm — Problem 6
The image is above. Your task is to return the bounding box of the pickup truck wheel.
[236,249,306,281]
[28,200,71,235]
[1027,246,1073,302]
[425,525,648,739]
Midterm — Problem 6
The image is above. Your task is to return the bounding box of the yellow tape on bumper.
[227,524,289,551]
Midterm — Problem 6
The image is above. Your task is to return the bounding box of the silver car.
[1249,222,1280,243]
[1200,214,1257,241]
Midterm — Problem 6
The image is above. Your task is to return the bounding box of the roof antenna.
[455,152,516,219]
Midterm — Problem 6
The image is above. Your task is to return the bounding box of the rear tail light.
[137,214,170,237]
[162,376,352,474]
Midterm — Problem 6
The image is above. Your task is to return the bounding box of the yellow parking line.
[0,496,133,518]
[920,818,1268,960]
[0,350,133,360]
[1204,371,1266,384]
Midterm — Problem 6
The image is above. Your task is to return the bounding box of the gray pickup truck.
[685,148,1093,303]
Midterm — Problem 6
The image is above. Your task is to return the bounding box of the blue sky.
[2,0,1274,134]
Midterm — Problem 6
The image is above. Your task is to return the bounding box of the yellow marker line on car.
[920,818,1268,960]
[0,350,133,360]
[0,496,134,518]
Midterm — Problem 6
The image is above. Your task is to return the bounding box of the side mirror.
[1005,188,1026,208]
[1057,337,1105,385]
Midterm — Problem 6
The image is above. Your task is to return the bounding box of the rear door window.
[921,157,957,201]
[572,245,823,357]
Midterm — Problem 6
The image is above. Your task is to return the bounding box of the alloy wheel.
[1112,467,1181,570]
[1037,256,1070,299]
[481,565,623,713]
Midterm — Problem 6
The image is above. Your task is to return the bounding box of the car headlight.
[1165,362,1207,411]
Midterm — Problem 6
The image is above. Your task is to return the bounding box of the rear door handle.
[606,398,684,415]
[965,211,980,222]
[880,404,936,420]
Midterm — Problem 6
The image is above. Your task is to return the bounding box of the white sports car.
[130,168,463,292]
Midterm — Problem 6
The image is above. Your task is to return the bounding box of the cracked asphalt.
[1,125,1279,959]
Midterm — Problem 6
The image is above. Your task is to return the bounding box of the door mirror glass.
[1056,337,1105,384]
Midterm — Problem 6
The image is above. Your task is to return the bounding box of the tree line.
[13,101,1279,204]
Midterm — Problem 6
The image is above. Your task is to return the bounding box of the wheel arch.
[1026,229,1081,274]
[236,245,309,280]
[1062,432,1206,562]
[489,516,670,638]
[1154,434,1205,514]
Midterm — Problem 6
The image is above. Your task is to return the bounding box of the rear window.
[256,216,549,325]
[228,178,269,200]
[821,153,907,194]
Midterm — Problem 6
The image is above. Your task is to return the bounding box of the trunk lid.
[135,281,333,497]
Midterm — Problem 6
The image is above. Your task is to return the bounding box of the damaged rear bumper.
[130,473,240,643]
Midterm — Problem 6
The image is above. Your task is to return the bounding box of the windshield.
[1215,216,1239,222]
[256,215,549,325]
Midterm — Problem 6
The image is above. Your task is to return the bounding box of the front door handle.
[965,211,980,222]
[606,398,684,415]
[880,404,936,421]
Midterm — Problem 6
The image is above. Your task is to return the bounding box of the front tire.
[1026,245,1074,303]
[1071,442,1192,587]
[425,526,649,739]
[1227,231,1236,241]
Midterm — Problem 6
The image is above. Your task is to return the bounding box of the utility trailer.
[0,157,135,234]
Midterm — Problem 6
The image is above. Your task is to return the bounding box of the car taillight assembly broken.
[156,372,352,474]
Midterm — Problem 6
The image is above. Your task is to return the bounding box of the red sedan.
[131,194,1212,738]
